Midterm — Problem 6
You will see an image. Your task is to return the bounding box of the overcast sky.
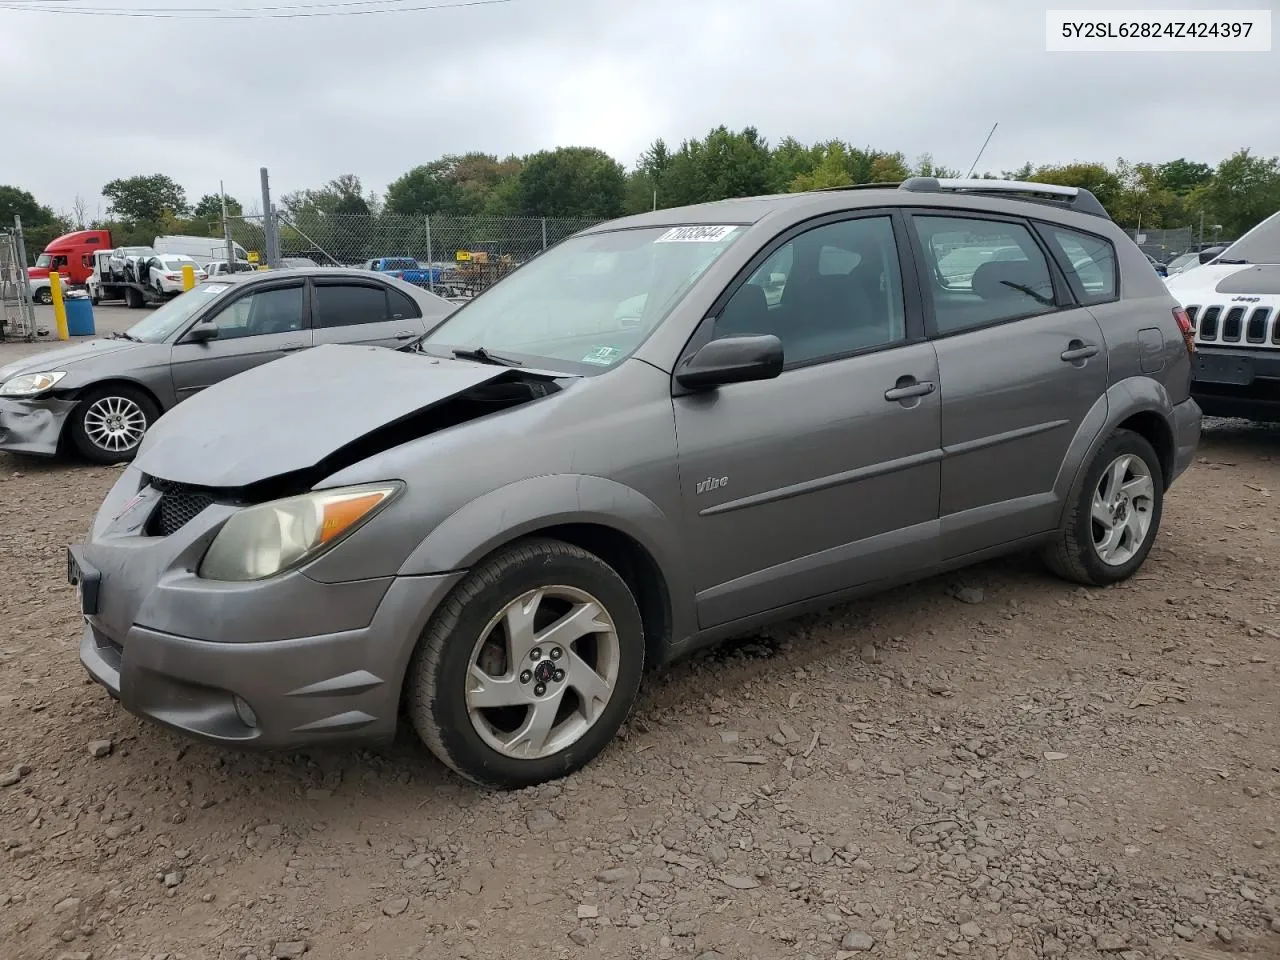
[2,0,1277,217]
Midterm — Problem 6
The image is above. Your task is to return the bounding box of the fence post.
[13,215,36,339]
[425,215,434,292]
[541,218,548,252]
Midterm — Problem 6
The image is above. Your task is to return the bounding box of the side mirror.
[184,320,219,344]
[675,334,784,390]
[1199,245,1226,264]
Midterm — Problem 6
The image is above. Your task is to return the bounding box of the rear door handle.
[884,377,936,402]
[1061,341,1099,362]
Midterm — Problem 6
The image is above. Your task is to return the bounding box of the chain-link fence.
[226,212,604,298]
[1,221,38,341]
[1127,226,1236,261]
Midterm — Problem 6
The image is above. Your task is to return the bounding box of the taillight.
[1173,306,1195,354]
[165,273,178,280]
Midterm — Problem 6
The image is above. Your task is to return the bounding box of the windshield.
[1217,210,1280,264]
[35,254,51,268]
[124,282,230,343]
[423,224,745,369]
[125,247,153,256]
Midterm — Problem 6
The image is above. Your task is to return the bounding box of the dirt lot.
[1,410,1280,960]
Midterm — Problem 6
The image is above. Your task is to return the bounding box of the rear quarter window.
[1038,225,1118,306]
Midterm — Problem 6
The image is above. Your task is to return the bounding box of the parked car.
[205,260,257,278]
[1165,207,1280,420]
[278,257,319,269]
[1163,251,1202,278]
[108,246,156,283]
[1142,251,1168,277]
[0,268,455,463]
[64,178,1201,789]
[146,255,208,294]
[363,257,444,287]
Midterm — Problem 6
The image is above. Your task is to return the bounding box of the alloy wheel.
[1091,454,1155,566]
[82,395,148,453]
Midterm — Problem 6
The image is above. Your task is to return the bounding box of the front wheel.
[1042,429,1164,586]
[33,287,52,305]
[69,384,158,464]
[407,538,645,789]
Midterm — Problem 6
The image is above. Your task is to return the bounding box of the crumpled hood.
[134,343,514,488]
[0,338,138,384]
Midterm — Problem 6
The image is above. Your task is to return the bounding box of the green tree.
[771,137,822,192]
[515,147,626,218]
[660,126,774,207]
[192,193,242,220]
[1155,158,1214,194]
[0,185,67,263]
[915,153,961,178]
[1200,148,1280,237]
[101,174,188,223]
[386,159,462,216]
[790,141,854,191]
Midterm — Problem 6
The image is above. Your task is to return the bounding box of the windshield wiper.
[111,331,141,342]
[1215,258,1250,265]
[452,346,522,367]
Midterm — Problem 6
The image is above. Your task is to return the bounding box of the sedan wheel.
[70,386,158,464]
[408,538,644,788]
[34,288,52,305]
[1090,454,1155,567]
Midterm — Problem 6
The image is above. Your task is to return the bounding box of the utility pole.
[259,167,279,267]
[221,180,234,266]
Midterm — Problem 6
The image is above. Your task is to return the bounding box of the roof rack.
[898,176,1111,220]
[813,182,904,193]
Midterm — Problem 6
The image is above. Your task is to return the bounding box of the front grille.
[1189,303,1280,347]
[150,478,217,537]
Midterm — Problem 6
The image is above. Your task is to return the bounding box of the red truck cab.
[29,229,112,285]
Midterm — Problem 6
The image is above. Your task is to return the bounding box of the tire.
[1042,428,1164,586]
[90,288,101,305]
[69,384,158,464]
[33,287,52,305]
[407,538,645,789]
[124,286,143,309]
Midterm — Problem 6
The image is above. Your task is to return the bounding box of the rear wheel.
[124,286,143,309]
[407,538,645,789]
[1042,429,1164,586]
[69,384,158,464]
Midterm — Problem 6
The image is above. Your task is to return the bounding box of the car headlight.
[0,371,67,398]
[198,482,402,582]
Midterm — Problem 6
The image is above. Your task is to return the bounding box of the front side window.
[210,285,306,339]
[314,284,390,328]
[713,216,907,365]
[913,216,1057,335]
[1041,226,1117,304]
[422,224,745,370]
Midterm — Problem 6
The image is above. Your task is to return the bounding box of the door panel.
[907,214,1109,557]
[170,283,312,401]
[673,213,941,629]
[311,281,424,349]
[676,343,942,626]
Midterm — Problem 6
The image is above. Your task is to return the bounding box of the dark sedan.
[0,268,455,463]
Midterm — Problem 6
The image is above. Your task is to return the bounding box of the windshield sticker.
[581,345,621,366]
[654,225,738,244]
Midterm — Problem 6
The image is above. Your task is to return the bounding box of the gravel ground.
[1,370,1279,959]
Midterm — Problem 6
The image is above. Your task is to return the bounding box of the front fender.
[398,473,695,644]
[1053,375,1176,526]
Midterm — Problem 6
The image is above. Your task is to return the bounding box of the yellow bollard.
[181,264,195,291]
[49,272,69,341]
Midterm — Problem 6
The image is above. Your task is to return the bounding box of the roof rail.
[812,181,904,193]
[898,176,1111,220]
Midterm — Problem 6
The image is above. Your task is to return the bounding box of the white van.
[152,235,248,265]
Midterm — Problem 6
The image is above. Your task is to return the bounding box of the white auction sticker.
[1047,9,1271,52]
[654,225,738,244]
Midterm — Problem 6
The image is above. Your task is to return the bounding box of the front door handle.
[1061,340,1099,362]
[393,330,417,340]
[884,377,936,403]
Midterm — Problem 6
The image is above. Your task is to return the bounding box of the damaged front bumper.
[0,396,77,456]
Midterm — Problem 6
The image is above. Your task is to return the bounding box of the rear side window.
[1039,226,1118,305]
[313,283,391,328]
[911,215,1057,335]
[388,287,421,319]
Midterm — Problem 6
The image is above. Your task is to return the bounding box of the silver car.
[0,268,455,462]
[69,178,1202,789]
